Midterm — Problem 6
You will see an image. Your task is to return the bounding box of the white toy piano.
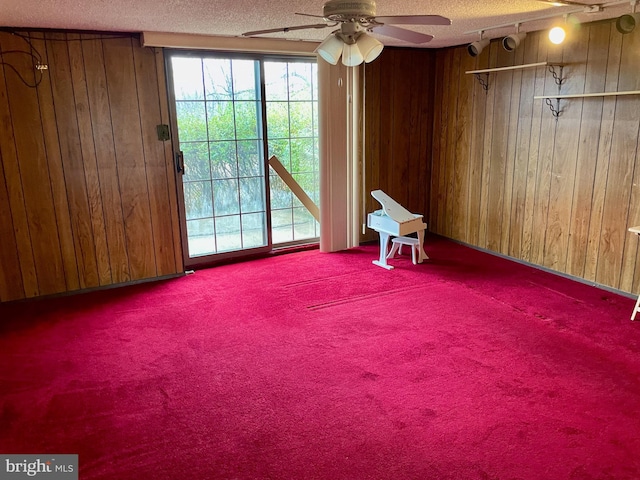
[367,190,427,269]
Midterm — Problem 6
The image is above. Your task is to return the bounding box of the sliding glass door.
[167,52,319,266]
[265,61,320,245]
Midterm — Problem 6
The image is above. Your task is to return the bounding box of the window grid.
[266,61,320,244]
[174,57,268,257]
[173,56,319,258]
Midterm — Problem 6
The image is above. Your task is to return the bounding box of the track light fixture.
[467,31,489,57]
[548,26,566,44]
[503,24,526,51]
[616,0,639,34]
[548,14,569,45]
[617,13,640,33]
[466,1,615,51]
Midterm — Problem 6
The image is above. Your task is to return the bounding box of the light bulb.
[548,26,566,45]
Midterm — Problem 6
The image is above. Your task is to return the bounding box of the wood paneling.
[0,36,39,299]
[430,49,449,235]
[444,47,461,241]
[47,32,100,290]
[599,29,640,290]
[0,31,183,302]
[5,22,639,299]
[362,47,436,242]
[583,27,622,283]
[103,37,157,280]
[467,45,490,247]
[568,24,612,280]
[429,23,640,293]
[509,33,540,260]
[3,32,67,296]
[0,147,24,300]
[31,32,81,292]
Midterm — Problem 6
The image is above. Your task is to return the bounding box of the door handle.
[175,151,185,174]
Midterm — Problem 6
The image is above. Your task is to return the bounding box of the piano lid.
[371,190,417,223]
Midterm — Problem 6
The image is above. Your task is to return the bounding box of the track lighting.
[617,0,639,34]
[465,2,606,51]
[548,26,566,44]
[616,13,640,33]
[467,31,489,57]
[467,39,489,56]
[548,13,571,45]
[503,32,526,52]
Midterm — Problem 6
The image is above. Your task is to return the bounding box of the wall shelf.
[466,61,550,74]
[535,90,640,99]
[466,62,563,92]
[535,90,640,118]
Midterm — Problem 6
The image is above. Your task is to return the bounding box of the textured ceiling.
[0,0,633,48]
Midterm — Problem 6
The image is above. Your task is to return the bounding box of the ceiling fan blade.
[372,25,434,44]
[295,12,327,19]
[536,0,587,6]
[373,15,451,26]
[243,23,328,37]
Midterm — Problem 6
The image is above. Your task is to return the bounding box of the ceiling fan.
[242,0,451,66]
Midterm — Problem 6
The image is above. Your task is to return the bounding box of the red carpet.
[1,236,639,479]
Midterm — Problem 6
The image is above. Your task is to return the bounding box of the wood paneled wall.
[361,47,436,242]
[430,22,640,294]
[0,31,183,302]
[5,23,638,300]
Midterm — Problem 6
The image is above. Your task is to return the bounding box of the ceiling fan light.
[616,13,640,34]
[315,34,344,65]
[356,33,384,63]
[341,42,364,66]
[502,32,526,52]
[467,38,489,57]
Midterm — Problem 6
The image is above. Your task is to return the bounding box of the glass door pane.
[265,61,320,245]
[170,55,269,261]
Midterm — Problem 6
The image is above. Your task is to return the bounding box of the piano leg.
[372,232,394,270]
[417,229,429,262]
